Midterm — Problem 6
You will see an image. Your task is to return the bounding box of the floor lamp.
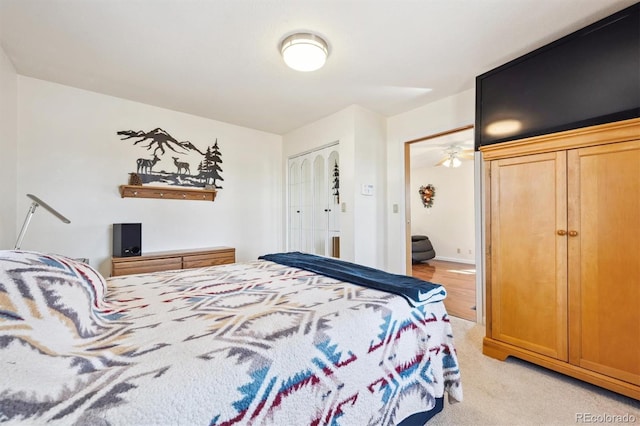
[14,194,71,250]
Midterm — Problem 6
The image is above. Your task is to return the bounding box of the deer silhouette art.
[136,154,160,174]
[172,157,191,175]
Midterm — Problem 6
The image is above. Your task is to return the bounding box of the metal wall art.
[118,128,224,189]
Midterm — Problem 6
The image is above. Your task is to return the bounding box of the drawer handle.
[557,230,567,236]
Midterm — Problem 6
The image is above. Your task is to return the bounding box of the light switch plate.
[361,184,374,196]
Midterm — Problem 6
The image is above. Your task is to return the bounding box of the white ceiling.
[0,0,635,135]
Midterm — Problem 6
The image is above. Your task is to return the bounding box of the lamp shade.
[281,33,328,72]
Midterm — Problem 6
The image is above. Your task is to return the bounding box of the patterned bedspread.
[0,250,462,425]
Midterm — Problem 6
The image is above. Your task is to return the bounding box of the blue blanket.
[259,252,447,306]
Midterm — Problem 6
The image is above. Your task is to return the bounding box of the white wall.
[0,46,18,249]
[386,89,475,273]
[17,77,283,276]
[353,107,386,267]
[410,160,475,263]
[283,105,386,268]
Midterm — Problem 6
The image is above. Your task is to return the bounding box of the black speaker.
[113,223,142,257]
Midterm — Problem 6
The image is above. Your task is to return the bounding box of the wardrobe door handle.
[568,230,579,237]
[557,230,567,236]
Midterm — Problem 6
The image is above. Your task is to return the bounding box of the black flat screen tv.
[475,3,639,149]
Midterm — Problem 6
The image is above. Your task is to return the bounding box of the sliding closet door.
[299,158,313,253]
[288,160,301,251]
[327,150,340,256]
[287,145,340,257]
[313,154,328,255]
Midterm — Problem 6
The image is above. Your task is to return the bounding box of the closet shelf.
[119,185,217,201]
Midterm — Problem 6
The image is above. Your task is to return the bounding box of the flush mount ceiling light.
[280,33,329,72]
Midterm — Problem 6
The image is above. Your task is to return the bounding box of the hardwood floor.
[412,259,476,322]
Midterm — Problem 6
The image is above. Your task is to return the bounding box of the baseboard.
[434,256,475,265]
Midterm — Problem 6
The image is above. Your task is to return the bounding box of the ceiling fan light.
[441,153,462,168]
[281,33,329,72]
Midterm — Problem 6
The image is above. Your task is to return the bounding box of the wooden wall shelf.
[119,185,217,201]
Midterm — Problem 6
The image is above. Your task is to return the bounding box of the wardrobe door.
[567,140,640,385]
[490,151,568,360]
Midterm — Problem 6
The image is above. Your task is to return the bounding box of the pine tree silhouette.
[197,160,205,184]
[209,140,224,189]
[200,139,224,188]
[202,146,214,184]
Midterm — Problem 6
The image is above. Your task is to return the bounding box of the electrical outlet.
[468,249,472,254]
[457,248,461,254]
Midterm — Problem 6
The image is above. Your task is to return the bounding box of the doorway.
[405,125,481,322]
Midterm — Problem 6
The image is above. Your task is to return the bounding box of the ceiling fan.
[434,146,474,168]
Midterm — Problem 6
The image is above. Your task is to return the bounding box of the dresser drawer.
[112,257,182,276]
[182,252,235,269]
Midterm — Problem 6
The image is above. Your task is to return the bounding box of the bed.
[0,250,462,425]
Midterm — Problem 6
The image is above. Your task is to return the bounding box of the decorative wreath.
[419,184,436,208]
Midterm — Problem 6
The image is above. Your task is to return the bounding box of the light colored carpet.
[431,316,640,425]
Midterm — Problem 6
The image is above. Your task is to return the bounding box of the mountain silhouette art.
[118,127,205,156]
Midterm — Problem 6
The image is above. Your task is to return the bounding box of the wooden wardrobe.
[480,118,639,400]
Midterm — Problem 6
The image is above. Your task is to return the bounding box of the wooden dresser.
[111,246,235,277]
